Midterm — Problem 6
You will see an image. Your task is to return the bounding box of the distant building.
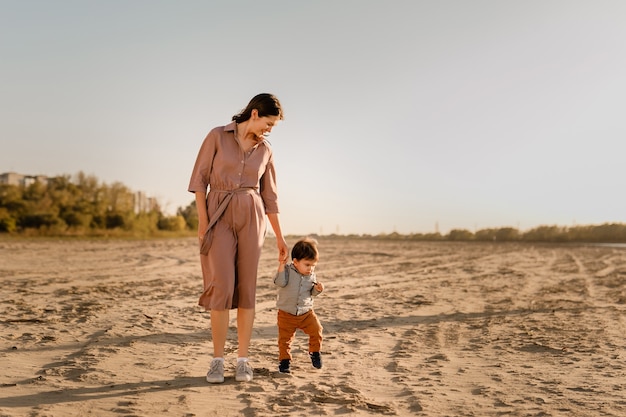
[134,191,158,213]
[0,172,48,187]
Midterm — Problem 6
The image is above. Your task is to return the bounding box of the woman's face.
[250,111,280,140]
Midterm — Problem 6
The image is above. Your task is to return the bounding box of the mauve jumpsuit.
[188,121,279,311]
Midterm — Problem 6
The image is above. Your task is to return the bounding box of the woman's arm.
[267,212,288,263]
[195,191,208,241]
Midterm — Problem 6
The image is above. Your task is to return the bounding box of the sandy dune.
[1,238,625,416]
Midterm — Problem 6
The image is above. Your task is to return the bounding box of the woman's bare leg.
[211,310,229,358]
[236,308,255,358]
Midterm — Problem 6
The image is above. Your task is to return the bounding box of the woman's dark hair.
[232,93,283,123]
[291,237,319,261]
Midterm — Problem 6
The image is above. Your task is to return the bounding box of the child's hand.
[314,282,324,292]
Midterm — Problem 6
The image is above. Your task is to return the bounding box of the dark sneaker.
[279,359,291,373]
[310,352,322,369]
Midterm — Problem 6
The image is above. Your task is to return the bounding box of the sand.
[0,237,625,416]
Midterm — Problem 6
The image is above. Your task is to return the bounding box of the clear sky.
[2,1,625,236]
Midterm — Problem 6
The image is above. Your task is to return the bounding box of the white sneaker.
[235,360,253,382]
[206,359,225,384]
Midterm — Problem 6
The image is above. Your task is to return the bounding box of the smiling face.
[292,257,318,276]
[250,110,280,140]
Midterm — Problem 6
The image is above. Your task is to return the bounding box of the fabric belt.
[203,186,258,237]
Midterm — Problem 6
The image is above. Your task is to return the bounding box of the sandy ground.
[0,237,625,417]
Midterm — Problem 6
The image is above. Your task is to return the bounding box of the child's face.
[293,258,318,276]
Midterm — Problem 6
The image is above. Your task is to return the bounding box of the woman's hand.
[197,222,208,241]
[277,238,289,263]
[266,213,289,262]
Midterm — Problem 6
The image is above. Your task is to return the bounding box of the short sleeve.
[188,128,219,193]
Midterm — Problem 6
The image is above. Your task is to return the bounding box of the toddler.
[274,237,325,373]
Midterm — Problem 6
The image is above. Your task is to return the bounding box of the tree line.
[334,223,626,243]
[1,172,623,242]
[0,172,196,236]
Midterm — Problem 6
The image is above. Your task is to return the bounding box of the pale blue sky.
[1,1,625,235]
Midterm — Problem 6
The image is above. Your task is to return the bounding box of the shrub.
[447,229,474,241]
[158,215,187,231]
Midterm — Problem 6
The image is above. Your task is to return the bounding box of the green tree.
[447,229,474,241]
[177,200,198,230]
[523,225,568,242]
[475,228,498,241]
[587,223,626,242]
[0,207,17,232]
[158,215,187,232]
[0,185,24,231]
[133,211,160,234]
[495,227,520,241]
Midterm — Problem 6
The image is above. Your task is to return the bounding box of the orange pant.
[277,309,323,361]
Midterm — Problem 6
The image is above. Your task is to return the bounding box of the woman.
[188,93,289,383]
